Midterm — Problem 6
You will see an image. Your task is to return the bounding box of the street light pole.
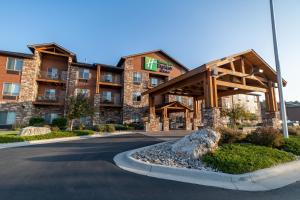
[269,0,289,138]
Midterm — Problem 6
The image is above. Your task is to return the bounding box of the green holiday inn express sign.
[144,56,173,73]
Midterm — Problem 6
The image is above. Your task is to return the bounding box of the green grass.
[281,136,300,155]
[0,131,19,136]
[0,130,95,144]
[203,144,296,174]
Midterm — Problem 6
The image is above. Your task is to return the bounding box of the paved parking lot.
[0,133,300,200]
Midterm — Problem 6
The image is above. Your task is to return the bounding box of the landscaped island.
[132,127,300,174]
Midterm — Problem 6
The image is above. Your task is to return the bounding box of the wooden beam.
[230,62,235,72]
[152,73,205,96]
[217,67,268,83]
[216,80,267,93]
[207,56,242,68]
[38,50,70,58]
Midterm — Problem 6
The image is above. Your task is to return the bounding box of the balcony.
[100,95,122,107]
[33,94,65,106]
[98,75,122,87]
[37,71,68,83]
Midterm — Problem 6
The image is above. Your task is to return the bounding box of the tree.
[221,105,257,128]
[66,93,94,131]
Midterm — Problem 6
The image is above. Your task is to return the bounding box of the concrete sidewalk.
[114,142,300,191]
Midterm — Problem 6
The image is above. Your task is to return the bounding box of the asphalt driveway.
[0,133,300,200]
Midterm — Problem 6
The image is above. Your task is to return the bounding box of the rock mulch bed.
[131,141,215,171]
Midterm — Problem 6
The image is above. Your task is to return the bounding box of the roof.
[286,101,300,108]
[27,42,77,61]
[116,49,189,72]
[71,62,95,68]
[0,50,33,59]
[143,49,287,96]
[156,101,192,111]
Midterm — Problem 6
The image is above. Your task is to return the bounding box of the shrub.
[246,127,284,148]
[203,144,296,174]
[29,117,45,126]
[51,118,67,130]
[93,125,105,132]
[73,130,94,135]
[114,124,128,131]
[288,126,300,136]
[51,126,60,132]
[281,136,300,155]
[0,135,25,143]
[106,124,115,132]
[217,127,245,145]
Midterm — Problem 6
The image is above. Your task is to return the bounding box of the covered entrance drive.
[156,101,192,131]
[143,50,286,132]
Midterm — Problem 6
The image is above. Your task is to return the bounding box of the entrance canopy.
[143,49,286,112]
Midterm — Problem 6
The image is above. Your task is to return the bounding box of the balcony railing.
[37,71,68,81]
[100,75,121,84]
[100,94,122,106]
[35,94,65,104]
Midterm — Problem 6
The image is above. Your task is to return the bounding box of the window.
[103,72,113,82]
[150,77,158,87]
[0,111,16,125]
[79,68,90,80]
[80,116,89,124]
[45,89,56,100]
[75,88,90,97]
[47,68,58,79]
[132,92,141,102]
[175,95,182,103]
[6,57,23,72]
[3,83,20,96]
[44,113,59,124]
[132,113,141,123]
[102,91,112,103]
[133,72,142,84]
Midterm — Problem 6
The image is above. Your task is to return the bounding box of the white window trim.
[2,82,20,96]
[132,92,141,102]
[79,68,90,80]
[133,72,142,83]
[6,57,23,72]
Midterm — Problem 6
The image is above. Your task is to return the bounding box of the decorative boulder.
[19,126,51,136]
[171,128,221,159]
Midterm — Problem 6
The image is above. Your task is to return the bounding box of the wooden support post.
[265,92,271,112]
[268,81,277,112]
[230,61,235,72]
[241,58,246,85]
[204,70,215,108]
[212,77,218,107]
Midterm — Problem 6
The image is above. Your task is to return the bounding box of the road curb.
[113,142,300,191]
[0,132,135,150]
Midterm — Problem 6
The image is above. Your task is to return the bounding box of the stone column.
[162,117,169,131]
[202,107,222,128]
[263,111,281,129]
[93,94,101,125]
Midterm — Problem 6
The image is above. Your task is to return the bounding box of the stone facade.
[263,111,281,129]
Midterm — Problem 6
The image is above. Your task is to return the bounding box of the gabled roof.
[27,42,77,61]
[0,50,33,59]
[143,49,287,96]
[202,49,287,86]
[116,49,189,72]
[157,101,192,111]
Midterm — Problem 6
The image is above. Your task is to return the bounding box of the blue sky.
[0,0,299,101]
